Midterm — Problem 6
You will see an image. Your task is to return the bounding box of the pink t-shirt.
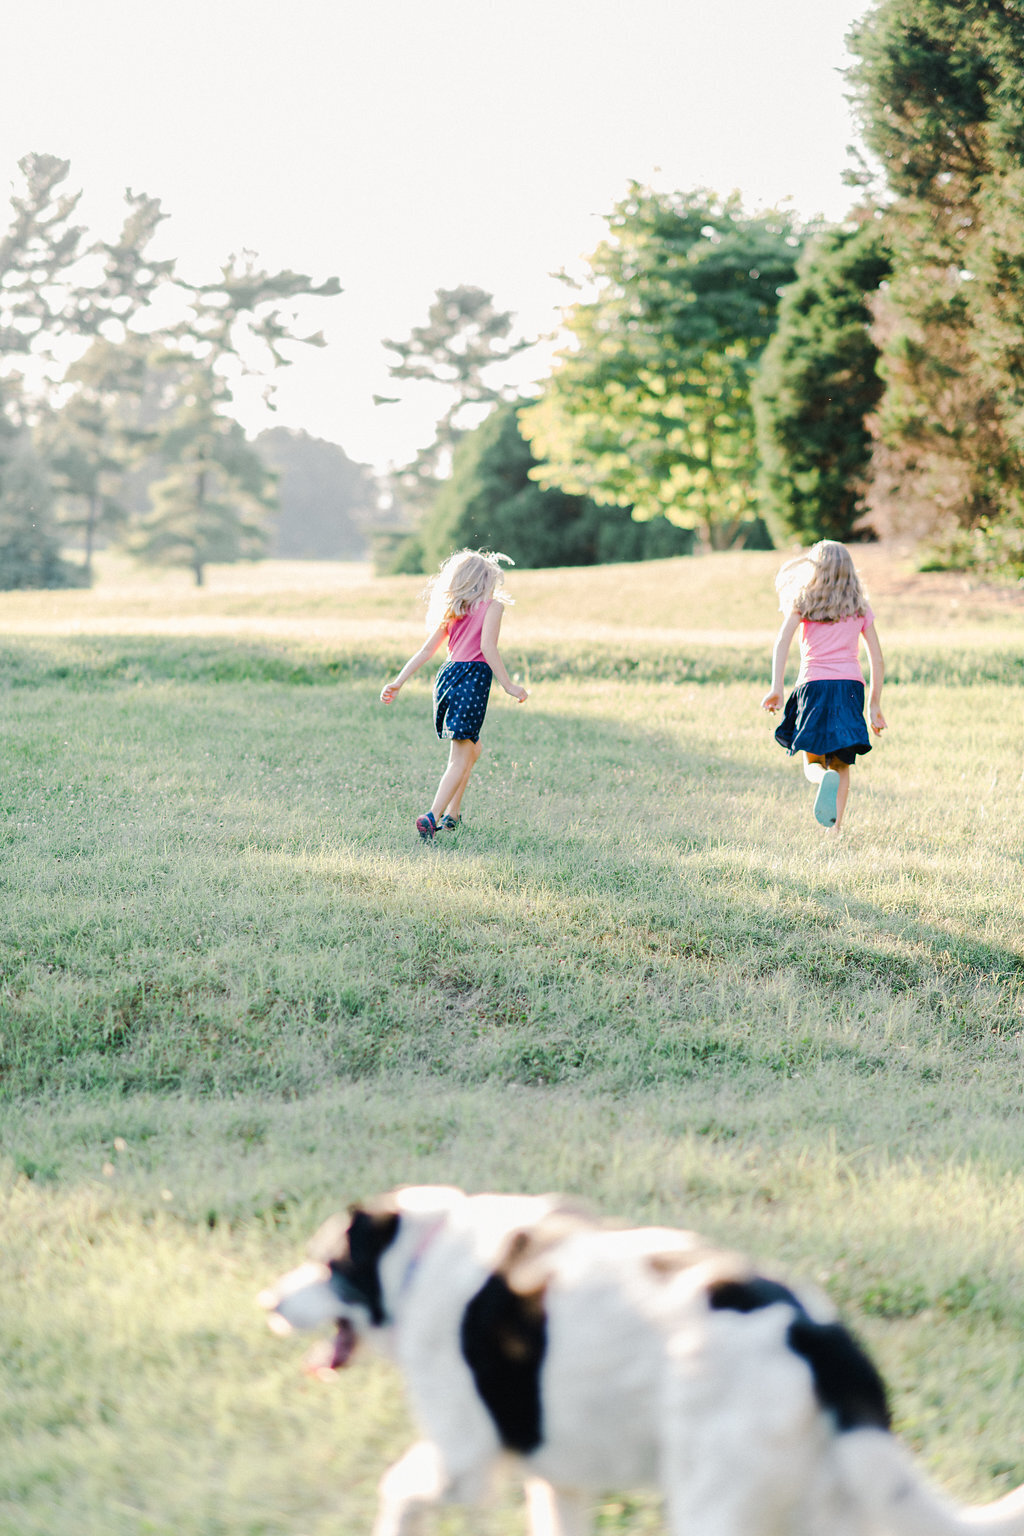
[796,607,874,684]
[445,598,494,663]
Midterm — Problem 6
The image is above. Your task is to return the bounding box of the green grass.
[1,552,1023,1534]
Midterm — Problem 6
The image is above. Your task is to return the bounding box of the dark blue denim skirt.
[774,679,871,765]
[433,661,493,742]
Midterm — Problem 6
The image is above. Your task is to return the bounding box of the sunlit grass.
[0,551,1023,1533]
[3,1088,1024,1534]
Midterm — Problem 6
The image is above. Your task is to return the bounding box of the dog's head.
[259,1185,464,1373]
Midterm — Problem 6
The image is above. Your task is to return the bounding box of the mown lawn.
[1,552,1023,1535]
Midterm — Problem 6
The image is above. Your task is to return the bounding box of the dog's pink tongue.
[304,1320,356,1378]
[330,1320,356,1368]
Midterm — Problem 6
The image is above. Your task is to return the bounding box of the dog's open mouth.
[304,1318,357,1377]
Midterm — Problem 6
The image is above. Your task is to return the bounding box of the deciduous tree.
[520,185,802,551]
[411,400,695,573]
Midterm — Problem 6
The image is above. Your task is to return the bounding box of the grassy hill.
[1,550,1022,1534]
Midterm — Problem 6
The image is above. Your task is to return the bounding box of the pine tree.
[377,285,530,511]
[753,221,891,543]
[131,252,341,584]
[131,376,272,586]
[0,156,102,587]
[846,0,1024,559]
[0,423,77,589]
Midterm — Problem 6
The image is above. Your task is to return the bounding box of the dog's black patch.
[311,1200,401,1326]
[708,1276,803,1313]
[460,1272,547,1453]
[786,1318,891,1432]
[707,1273,891,1433]
[459,1206,595,1454]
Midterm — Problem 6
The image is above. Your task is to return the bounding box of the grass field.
[2,548,1023,1535]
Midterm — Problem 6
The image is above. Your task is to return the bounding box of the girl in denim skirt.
[761,541,886,833]
[381,549,528,840]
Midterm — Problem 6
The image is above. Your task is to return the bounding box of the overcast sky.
[2,0,872,473]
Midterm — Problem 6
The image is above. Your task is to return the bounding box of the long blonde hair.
[775,540,868,622]
[424,548,514,631]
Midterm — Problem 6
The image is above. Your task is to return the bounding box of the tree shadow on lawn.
[2,689,1020,1099]
[360,698,1024,1006]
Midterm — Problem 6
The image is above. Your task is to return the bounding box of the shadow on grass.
[0,658,1019,1101]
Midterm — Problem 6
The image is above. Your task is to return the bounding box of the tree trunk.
[84,491,97,580]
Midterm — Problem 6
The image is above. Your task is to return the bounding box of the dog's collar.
[393,1217,445,1311]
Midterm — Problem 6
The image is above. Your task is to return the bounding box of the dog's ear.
[326,1202,400,1326]
[347,1203,400,1269]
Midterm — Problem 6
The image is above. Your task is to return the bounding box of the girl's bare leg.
[829,756,851,831]
[429,739,478,822]
[442,739,482,819]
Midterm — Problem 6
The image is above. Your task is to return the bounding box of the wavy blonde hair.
[775,540,869,622]
[424,549,514,631]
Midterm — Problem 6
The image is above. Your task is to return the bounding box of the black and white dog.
[260,1186,1024,1536]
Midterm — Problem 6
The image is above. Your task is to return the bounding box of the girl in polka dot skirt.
[381,549,529,840]
[761,540,886,833]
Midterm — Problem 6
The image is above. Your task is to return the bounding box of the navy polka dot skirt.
[434,661,493,742]
[774,679,871,765]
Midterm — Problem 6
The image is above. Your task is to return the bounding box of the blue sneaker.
[813,769,840,826]
[439,815,461,831]
[415,811,437,841]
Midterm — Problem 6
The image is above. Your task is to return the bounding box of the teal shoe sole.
[813,769,840,826]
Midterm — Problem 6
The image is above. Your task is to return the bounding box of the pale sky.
[2,0,872,475]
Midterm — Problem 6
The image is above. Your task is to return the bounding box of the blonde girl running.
[381,549,528,840]
[761,540,886,832]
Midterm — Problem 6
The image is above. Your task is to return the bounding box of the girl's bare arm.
[761,611,801,712]
[480,602,528,701]
[380,625,447,704]
[862,622,886,733]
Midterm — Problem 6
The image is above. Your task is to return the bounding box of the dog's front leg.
[524,1478,590,1536]
[372,1440,469,1536]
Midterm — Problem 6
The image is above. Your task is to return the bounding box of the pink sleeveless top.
[445,599,494,663]
[797,607,874,684]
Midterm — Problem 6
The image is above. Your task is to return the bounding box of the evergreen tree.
[0,153,88,354]
[254,427,376,559]
[520,185,802,551]
[131,376,272,586]
[413,400,695,572]
[42,193,176,577]
[0,155,92,588]
[132,251,341,584]
[0,424,78,589]
[1,153,344,585]
[753,221,891,543]
[377,285,530,510]
[846,0,1024,556]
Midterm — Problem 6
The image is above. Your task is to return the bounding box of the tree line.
[0,154,343,587]
[383,0,1024,579]
[5,0,1024,587]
